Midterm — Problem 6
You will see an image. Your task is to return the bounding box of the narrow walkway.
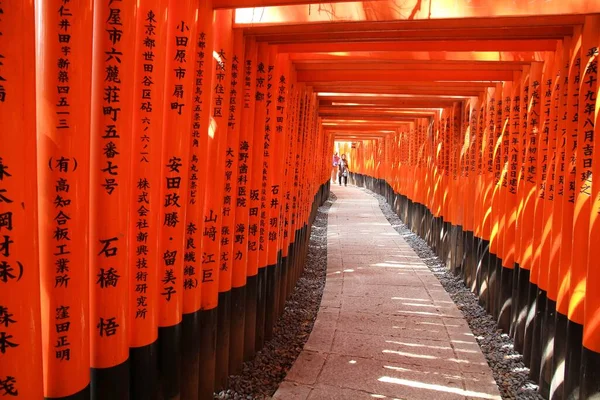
[274,185,502,400]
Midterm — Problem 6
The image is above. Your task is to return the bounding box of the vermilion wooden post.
[0,2,44,398]
[250,42,269,353]
[478,87,496,310]
[228,28,248,377]
[156,1,197,398]
[89,0,135,396]
[579,15,600,399]
[552,33,581,400]
[128,1,167,398]
[240,37,260,363]
[272,53,291,318]
[198,6,232,397]
[540,41,570,396]
[499,72,521,334]
[36,0,92,397]
[263,46,281,342]
[564,19,598,392]
[514,62,542,357]
[180,1,212,398]
[214,9,235,391]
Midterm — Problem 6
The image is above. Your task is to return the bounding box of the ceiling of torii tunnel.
[223,0,599,143]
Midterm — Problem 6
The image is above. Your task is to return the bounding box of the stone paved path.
[273,185,502,400]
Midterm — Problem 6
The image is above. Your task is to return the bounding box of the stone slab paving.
[273,185,502,400]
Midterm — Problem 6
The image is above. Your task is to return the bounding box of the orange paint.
[183,0,214,315]
[35,0,92,395]
[129,0,167,349]
[570,16,598,324]
[89,0,136,370]
[0,1,44,398]
[157,0,197,327]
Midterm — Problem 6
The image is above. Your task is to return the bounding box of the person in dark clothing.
[338,154,349,186]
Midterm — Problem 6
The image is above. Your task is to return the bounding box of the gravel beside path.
[215,192,335,400]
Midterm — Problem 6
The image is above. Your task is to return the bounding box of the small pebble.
[214,193,335,399]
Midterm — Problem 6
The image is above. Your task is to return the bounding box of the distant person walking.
[338,154,349,186]
[331,152,340,183]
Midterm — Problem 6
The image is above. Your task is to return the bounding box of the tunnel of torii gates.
[2,0,600,399]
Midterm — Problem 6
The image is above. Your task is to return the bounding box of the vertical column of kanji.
[529,48,560,379]
[178,6,205,400]
[198,7,230,398]
[440,111,448,245]
[514,63,541,357]
[89,0,135,396]
[541,42,571,396]
[477,87,496,309]
[497,82,514,277]
[432,113,442,235]
[464,99,479,289]
[0,1,43,399]
[495,82,512,319]
[451,103,463,272]
[179,4,210,398]
[512,67,530,344]
[156,1,197,398]
[499,73,520,333]
[263,47,280,342]
[580,16,600,399]
[441,109,451,259]
[35,0,92,398]
[250,43,268,353]
[272,54,290,319]
[472,93,487,294]
[552,37,580,399]
[228,29,248,376]
[515,70,529,271]
[214,10,235,391]
[487,84,504,318]
[523,53,552,367]
[283,81,299,300]
[293,89,309,286]
[239,37,258,363]
[128,1,167,398]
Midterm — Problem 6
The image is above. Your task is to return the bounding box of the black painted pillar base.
[513,267,530,355]
[91,359,129,400]
[243,274,258,361]
[510,263,521,339]
[276,252,285,318]
[539,298,556,398]
[580,346,600,399]
[229,285,246,375]
[157,323,181,400]
[265,263,278,342]
[215,291,232,391]
[129,341,158,400]
[181,311,201,400]
[279,255,289,313]
[255,267,267,351]
[564,320,583,400]
[463,231,474,289]
[497,266,513,334]
[529,288,547,381]
[551,311,568,400]
[488,253,499,319]
[523,281,538,367]
[46,385,90,400]
[198,307,218,400]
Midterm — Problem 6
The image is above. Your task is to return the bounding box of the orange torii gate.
[2,2,600,400]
